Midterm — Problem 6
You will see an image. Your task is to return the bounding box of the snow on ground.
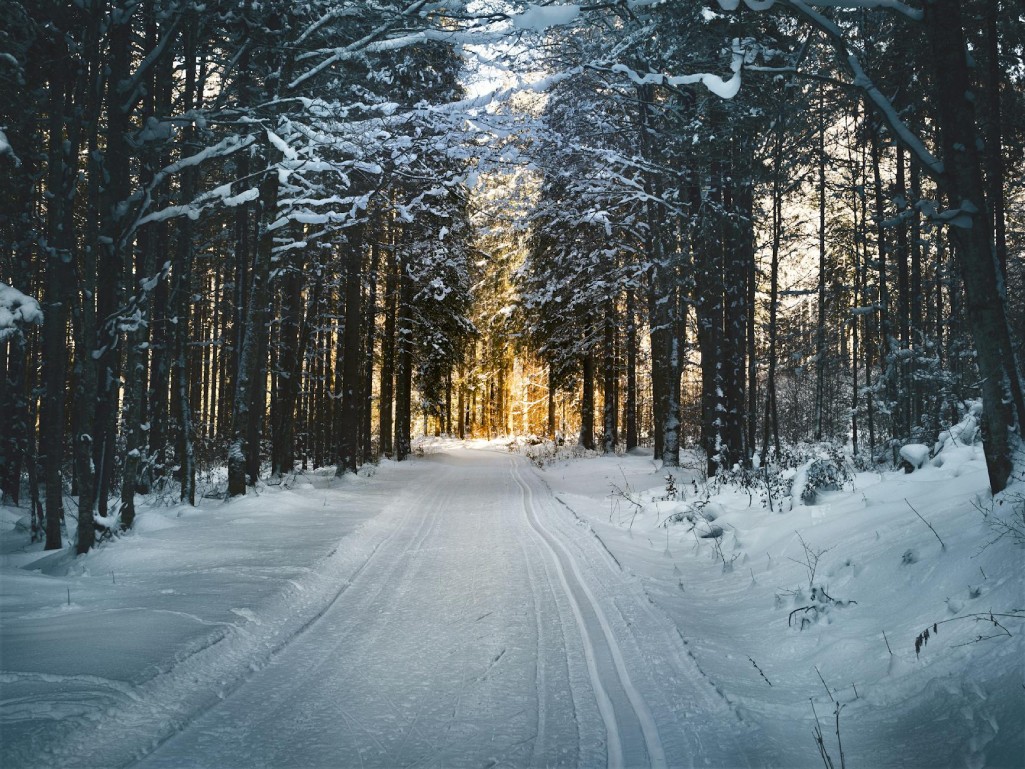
[1,430,1022,768]
[531,433,1025,768]
[0,464,396,768]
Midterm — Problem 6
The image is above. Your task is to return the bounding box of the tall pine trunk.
[337,229,364,475]
[394,255,414,461]
[227,139,279,495]
[601,301,617,454]
[579,349,595,451]
[625,287,638,451]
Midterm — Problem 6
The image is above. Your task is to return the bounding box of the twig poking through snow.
[748,656,772,686]
[905,498,946,550]
[815,666,835,702]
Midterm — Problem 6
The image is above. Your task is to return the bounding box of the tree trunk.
[337,229,364,476]
[579,349,595,451]
[227,140,279,496]
[394,255,414,461]
[270,230,312,478]
[815,91,827,441]
[910,158,924,429]
[601,300,617,453]
[625,287,638,451]
[982,0,1008,283]
[361,233,381,461]
[41,67,73,550]
[761,114,784,463]
[696,164,725,475]
[379,244,397,457]
[722,150,750,467]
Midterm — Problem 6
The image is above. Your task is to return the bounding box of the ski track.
[510,457,668,769]
[8,448,751,768]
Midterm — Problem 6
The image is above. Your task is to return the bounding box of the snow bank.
[536,438,1024,767]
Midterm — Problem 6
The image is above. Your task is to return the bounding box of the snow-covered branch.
[610,39,748,99]
[716,0,923,20]
[0,282,43,341]
[129,134,257,232]
[290,0,431,90]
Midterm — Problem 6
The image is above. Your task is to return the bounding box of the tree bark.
[579,349,595,450]
[41,63,74,550]
[379,242,397,457]
[601,300,617,453]
[625,287,638,451]
[337,229,365,475]
[227,139,279,495]
[394,254,414,461]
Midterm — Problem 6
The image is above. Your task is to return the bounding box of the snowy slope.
[538,438,1025,768]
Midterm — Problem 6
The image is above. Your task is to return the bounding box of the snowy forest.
[1,0,1023,550]
[1,1,1024,768]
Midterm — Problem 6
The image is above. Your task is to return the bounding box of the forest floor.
[0,434,1023,768]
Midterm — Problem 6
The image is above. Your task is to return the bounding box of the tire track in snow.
[510,457,667,769]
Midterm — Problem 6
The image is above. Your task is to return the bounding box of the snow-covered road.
[129,448,746,769]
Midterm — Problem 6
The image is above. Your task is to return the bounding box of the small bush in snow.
[783,533,856,630]
[799,447,852,505]
[662,473,679,501]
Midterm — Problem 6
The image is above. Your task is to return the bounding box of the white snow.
[899,443,930,470]
[612,39,747,100]
[1,434,1022,768]
[221,187,259,207]
[512,4,581,31]
[0,127,20,166]
[0,282,43,341]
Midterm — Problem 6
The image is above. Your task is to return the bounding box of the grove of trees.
[1,0,1021,553]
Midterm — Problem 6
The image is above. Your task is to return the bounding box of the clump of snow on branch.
[0,282,43,341]
[513,4,581,31]
[0,128,20,166]
[612,39,749,99]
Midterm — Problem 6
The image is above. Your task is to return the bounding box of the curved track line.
[511,457,668,769]
[112,477,446,769]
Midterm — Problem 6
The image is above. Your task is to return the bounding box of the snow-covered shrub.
[800,459,845,504]
[898,443,930,473]
[705,460,787,511]
[933,401,981,456]
[796,445,852,505]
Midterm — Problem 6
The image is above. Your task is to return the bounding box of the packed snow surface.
[1,439,1022,768]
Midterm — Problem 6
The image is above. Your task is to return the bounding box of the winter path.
[1,446,753,768]
[123,447,750,769]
